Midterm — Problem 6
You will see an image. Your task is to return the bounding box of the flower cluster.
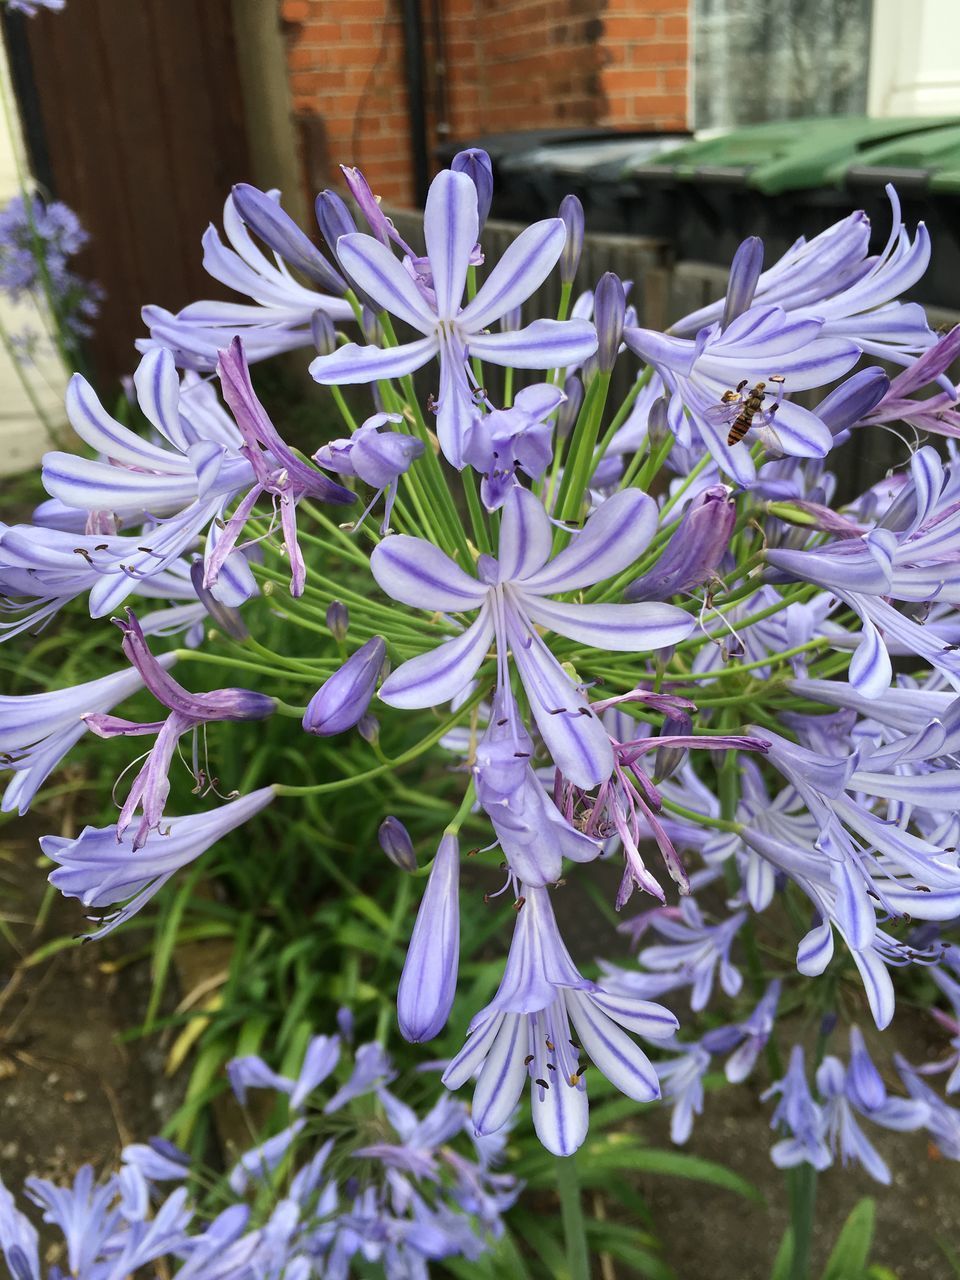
[0,1026,519,1279]
[0,193,100,350]
[5,143,960,1197]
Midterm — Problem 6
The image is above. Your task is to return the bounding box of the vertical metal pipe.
[400,0,429,205]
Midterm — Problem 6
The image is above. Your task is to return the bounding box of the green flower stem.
[462,465,492,553]
[272,699,309,717]
[554,371,612,525]
[660,796,741,833]
[171,648,331,686]
[330,384,359,433]
[556,280,573,324]
[445,779,477,835]
[657,452,714,518]
[788,1163,818,1280]
[273,687,486,796]
[621,426,672,493]
[590,367,650,468]
[555,1154,591,1280]
[0,311,56,437]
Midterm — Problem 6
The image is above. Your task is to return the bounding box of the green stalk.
[553,372,612,525]
[555,1155,591,1280]
[788,1163,817,1280]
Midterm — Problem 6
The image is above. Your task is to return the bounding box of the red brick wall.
[278,0,689,209]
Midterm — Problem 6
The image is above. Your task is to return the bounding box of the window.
[692,0,873,131]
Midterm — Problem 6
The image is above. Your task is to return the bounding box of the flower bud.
[361,306,384,346]
[232,183,346,296]
[646,395,671,450]
[378,815,418,872]
[357,712,380,744]
[302,636,385,736]
[814,368,889,440]
[451,148,494,230]
[625,486,735,602]
[653,711,693,783]
[340,164,393,245]
[397,833,460,1042]
[558,194,584,285]
[326,600,349,641]
[189,560,248,641]
[311,310,337,357]
[594,272,625,374]
[556,375,583,438]
[720,236,764,331]
[315,189,358,253]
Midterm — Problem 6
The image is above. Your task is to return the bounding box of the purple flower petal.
[520,489,657,594]
[519,595,694,653]
[379,606,494,709]
[460,218,567,331]
[309,334,438,384]
[469,318,597,370]
[496,487,553,582]
[370,535,487,612]
[423,170,478,319]
[336,233,436,333]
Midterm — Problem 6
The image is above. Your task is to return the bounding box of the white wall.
[869,0,960,116]
[0,32,68,479]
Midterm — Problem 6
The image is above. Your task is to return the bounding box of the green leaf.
[820,1198,875,1280]
[770,1227,794,1280]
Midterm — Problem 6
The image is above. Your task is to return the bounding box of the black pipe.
[400,0,429,206]
[430,0,450,154]
[0,10,55,196]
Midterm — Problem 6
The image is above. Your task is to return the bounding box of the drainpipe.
[400,0,429,205]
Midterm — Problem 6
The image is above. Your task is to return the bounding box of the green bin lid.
[820,122,960,192]
[627,116,960,195]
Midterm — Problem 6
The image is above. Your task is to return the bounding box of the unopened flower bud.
[326,600,349,641]
[232,183,346,296]
[397,833,459,1042]
[556,375,583,437]
[337,1006,354,1041]
[361,306,384,346]
[653,711,693,782]
[626,485,735,602]
[451,148,493,229]
[646,395,671,450]
[558,194,584,285]
[378,815,418,872]
[315,189,358,253]
[311,310,337,357]
[814,367,889,441]
[357,712,380,744]
[594,272,625,373]
[302,636,385,736]
[189,560,248,641]
[720,236,763,331]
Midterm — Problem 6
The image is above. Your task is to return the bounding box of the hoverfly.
[705,375,786,449]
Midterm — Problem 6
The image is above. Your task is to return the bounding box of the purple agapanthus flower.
[229,1034,341,1112]
[442,885,677,1156]
[44,786,275,938]
[763,1045,832,1171]
[309,168,597,467]
[371,485,693,787]
[0,652,174,815]
[462,383,563,510]
[816,1029,928,1184]
[672,186,935,365]
[314,412,424,532]
[656,1042,711,1143]
[624,305,859,485]
[140,188,353,371]
[211,337,354,595]
[83,610,274,849]
[397,833,460,1043]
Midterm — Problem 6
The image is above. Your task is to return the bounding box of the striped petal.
[566,990,661,1102]
[472,1014,529,1136]
[497,487,553,582]
[379,606,494,709]
[336,233,437,333]
[521,489,657,594]
[519,595,694,653]
[309,335,438,385]
[461,218,567,331]
[469,318,597,370]
[370,535,487,612]
[423,169,478,319]
[531,1073,589,1157]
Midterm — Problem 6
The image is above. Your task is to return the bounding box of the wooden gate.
[4,0,253,385]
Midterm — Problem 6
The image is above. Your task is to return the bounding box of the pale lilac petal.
[848,613,892,699]
[519,595,694,653]
[505,610,613,787]
[134,347,189,451]
[442,1013,505,1090]
[850,947,895,1030]
[309,335,438,385]
[379,606,494,709]
[423,170,478,318]
[531,1075,589,1157]
[460,218,567,331]
[497,487,553,582]
[469,319,597,370]
[64,374,191,473]
[566,991,660,1102]
[472,1014,529,1135]
[336,234,436,332]
[520,489,657,594]
[370,535,487,611]
[764,400,833,457]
